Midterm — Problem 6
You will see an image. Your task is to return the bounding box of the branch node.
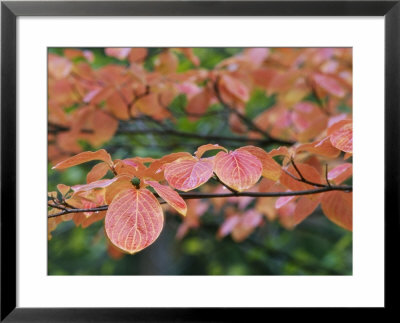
[290,157,305,181]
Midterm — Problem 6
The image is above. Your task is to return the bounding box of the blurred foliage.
[49,209,351,275]
[48,47,352,275]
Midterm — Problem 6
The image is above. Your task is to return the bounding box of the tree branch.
[48,119,292,147]
[48,205,109,218]
[213,77,294,146]
[116,125,288,146]
[48,184,352,218]
[283,157,327,188]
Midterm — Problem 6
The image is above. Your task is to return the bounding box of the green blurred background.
[48,48,352,275]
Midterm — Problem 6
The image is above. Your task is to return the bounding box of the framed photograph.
[1,1,399,321]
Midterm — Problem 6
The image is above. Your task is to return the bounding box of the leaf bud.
[131,176,141,189]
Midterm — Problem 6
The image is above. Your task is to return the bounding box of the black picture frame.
[1,1,399,321]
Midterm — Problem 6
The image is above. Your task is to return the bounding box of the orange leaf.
[131,93,169,120]
[277,201,296,230]
[293,196,321,226]
[49,78,78,106]
[243,48,269,67]
[48,213,63,240]
[231,210,263,242]
[296,137,341,158]
[165,158,214,192]
[71,213,86,227]
[128,48,148,63]
[303,155,323,174]
[214,150,262,192]
[145,152,193,181]
[81,200,101,218]
[56,184,70,196]
[71,178,119,193]
[280,163,322,192]
[89,109,119,147]
[321,191,352,231]
[85,87,114,104]
[155,50,178,74]
[105,188,164,254]
[296,115,328,143]
[48,54,72,79]
[194,144,227,158]
[145,180,187,216]
[218,215,240,238]
[328,163,352,184]
[330,122,353,153]
[255,180,285,221]
[312,73,346,98]
[275,195,298,209]
[105,175,133,204]
[327,119,351,135]
[68,105,93,134]
[113,159,144,178]
[291,102,328,142]
[186,88,212,120]
[104,48,131,60]
[237,145,281,181]
[105,92,130,120]
[268,146,291,161]
[52,149,112,170]
[86,162,110,183]
[81,211,106,229]
[220,74,249,102]
[64,48,85,60]
[252,68,279,88]
[228,113,247,134]
[72,61,95,81]
[65,189,106,219]
[56,132,82,154]
[258,178,278,192]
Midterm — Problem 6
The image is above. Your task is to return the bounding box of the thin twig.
[287,157,326,188]
[48,205,109,218]
[290,157,305,180]
[325,164,331,187]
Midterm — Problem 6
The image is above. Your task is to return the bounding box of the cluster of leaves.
[48,47,352,162]
[48,47,352,258]
[49,138,352,255]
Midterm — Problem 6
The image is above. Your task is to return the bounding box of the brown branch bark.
[48,184,352,219]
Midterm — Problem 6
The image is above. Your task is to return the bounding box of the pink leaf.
[145,180,187,216]
[105,188,164,254]
[165,158,214,191]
